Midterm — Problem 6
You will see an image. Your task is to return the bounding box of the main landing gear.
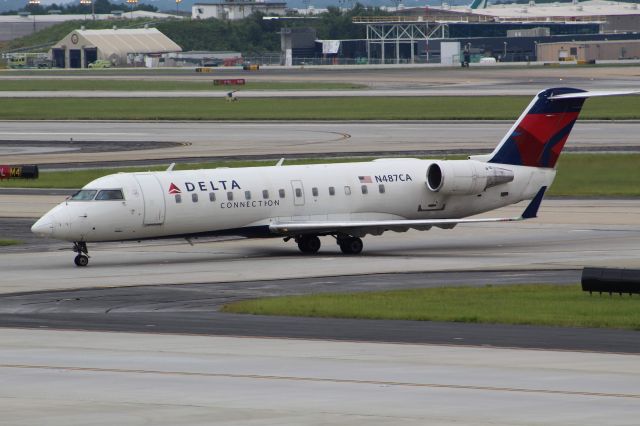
[337,236,363,255]
[296,235,321,254]
[73,241,89,267]
[292,235,364,255]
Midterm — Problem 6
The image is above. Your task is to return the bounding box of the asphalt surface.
[2,120,640,166]
[5,269,638,354]
[2,65,639,92]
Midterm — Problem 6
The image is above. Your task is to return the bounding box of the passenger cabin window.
[227,192,234,201]
[209,192,216,202]
[344,186,351,195]
[245,191,251,200]
[95,189,124,200]
[312,187,319,197]
[279,189,285,198]
[70,189,97,201]
[329,186,335,196]
[175,194,182,203]
[379,184,385,194]
[361,185,368,195]
[262,190,269,199]
[192,193,198,203]
[295,188,302,198]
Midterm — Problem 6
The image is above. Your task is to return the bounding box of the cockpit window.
[70,189,97,201]
[95,189,124,200]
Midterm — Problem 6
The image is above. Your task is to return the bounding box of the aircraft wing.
[270,187,546,236]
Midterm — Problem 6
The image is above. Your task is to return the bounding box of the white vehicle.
[31,88,634,266]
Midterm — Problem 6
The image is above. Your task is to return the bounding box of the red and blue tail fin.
[487,88,587,168]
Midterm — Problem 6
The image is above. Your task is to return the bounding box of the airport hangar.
[288,0,640,64]
[49,27,182,68]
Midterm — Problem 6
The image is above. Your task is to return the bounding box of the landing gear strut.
[337,236,363,255]
[73,242,89,267]
[296,235,321,254]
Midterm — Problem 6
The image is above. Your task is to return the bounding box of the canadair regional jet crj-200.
[32,88,637,266]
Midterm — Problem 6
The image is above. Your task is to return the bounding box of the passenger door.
[134,174,166,225]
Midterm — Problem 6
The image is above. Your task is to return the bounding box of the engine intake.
[426,160,514,195]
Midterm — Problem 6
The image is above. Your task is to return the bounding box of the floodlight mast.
[79,0,95,21]
[126,0,138,19]
[27,0,39,33]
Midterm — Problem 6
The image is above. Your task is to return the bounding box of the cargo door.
[135,174,166,225]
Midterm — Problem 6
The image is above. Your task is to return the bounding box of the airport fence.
[242,56,440,66]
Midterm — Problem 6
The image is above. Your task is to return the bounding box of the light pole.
[28,0,39,33]
[80,0,93,21]
[176,0,182,16]
[126,0,138,19]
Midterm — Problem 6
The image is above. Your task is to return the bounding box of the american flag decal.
[358,176,372,183]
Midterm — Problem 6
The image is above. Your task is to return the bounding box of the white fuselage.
[32,159,555,243]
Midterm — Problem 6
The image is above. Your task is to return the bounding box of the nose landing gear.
[73,241,89,267]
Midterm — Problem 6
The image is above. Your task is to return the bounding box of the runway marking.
[2,363,639,400]
[0,132,142,136]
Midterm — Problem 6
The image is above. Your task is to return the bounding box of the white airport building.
[192,0,287,20]
[49,27,182,68]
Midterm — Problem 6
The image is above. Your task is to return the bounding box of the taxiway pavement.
[2,199,640,295]
[1,120,639,165]
[1,329,639,426]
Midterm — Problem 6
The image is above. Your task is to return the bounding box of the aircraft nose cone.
[31,215,55,236]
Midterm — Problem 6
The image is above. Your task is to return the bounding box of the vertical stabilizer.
[486,87,587,168]
[469,0,488,9]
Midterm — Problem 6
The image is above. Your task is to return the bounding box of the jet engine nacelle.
[426,160,514,195]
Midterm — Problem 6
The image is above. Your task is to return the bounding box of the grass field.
[0,80,365,91]
[0,157,371,189]
[0,239,21,246]
[1,95,639,120]
[221,284,640,330]
[1,154,638,196]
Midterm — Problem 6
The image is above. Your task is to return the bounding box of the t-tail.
[485,88,587,168]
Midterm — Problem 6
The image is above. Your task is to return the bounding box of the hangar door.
[135,174,166,225]
[84,48,97,67]
[69,49,81,68]
[52,49,65,68]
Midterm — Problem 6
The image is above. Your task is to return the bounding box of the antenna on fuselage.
[275,158,285,167]
[166,162,176,172]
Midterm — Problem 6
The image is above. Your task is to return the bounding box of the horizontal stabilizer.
[549,90,640,100]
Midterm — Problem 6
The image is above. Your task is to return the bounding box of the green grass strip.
[553,154,640,196]
[0,158,372,189]
[1,96,639,120]
[1,154,638,197]
[0,80,365,91]
[0,239,21,246]
[222,284,640,330]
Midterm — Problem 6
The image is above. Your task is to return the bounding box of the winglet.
[521,186,547,219]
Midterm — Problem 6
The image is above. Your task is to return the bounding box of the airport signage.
[213,79,246,86]
[0,165,39,179]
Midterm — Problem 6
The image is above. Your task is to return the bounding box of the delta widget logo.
[168,183,181,194]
